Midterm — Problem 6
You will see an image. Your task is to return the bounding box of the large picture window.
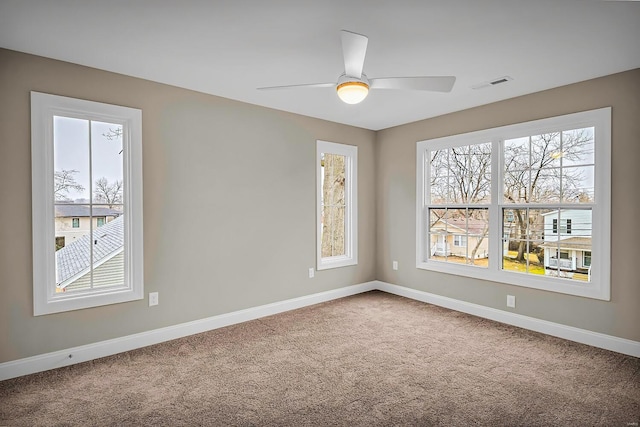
[416,108,611,300]
[316,140,357,270]
[31,92,143,315]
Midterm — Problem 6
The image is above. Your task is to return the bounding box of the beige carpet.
[1,291,639,426]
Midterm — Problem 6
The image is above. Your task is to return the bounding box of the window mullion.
[488,138,501,273]
[88,120,94,289]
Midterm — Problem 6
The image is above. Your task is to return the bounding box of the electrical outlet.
[506,295,516,308]
[149,292,159,307]
[392,261,398,271]
[308,267,314,278]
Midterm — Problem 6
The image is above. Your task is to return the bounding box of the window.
[417,108,610,300]
[316,140,357,270]
[453,235,467,247]
[31,92,143,315]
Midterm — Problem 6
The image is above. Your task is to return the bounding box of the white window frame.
[416,108,611,300]
[31,92,144,315]
[316,140,358,270]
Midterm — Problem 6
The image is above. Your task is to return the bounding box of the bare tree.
[94,177,123,208]
[54,170,85,201]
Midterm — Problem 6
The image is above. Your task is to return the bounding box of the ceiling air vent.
[471,76,513,90]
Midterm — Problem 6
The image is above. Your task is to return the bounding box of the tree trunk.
[321,154,346,258]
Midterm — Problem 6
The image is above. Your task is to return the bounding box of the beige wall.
[1,47,638,364]
[0,49,377,362]
[376,68,640,342]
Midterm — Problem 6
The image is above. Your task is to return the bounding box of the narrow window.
[31,92,143,315]
[316,140,357,270]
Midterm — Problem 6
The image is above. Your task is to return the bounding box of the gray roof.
[55,216,124,287]
[540,237,592,251]
[55,204,121,218]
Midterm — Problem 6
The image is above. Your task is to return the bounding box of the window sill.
[416,260,609,301]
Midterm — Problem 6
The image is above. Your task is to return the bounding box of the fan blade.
[341,30,368,79]
[258,82,335,90]
[370,76,456,92]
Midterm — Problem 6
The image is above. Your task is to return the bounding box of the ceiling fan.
[258,30,456,105]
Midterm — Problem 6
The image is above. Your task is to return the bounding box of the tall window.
[31,92,143,315]
[417,108,610,300]
[316,140,357,270]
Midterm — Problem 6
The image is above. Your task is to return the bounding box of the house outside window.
[416,108,610,300]
[316,140,357,270]
[31,92,143,315]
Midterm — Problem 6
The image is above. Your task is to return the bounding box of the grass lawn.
[431,253,545,275]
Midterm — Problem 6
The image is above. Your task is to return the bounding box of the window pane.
[529,168,560,203]
[429,208,488,267]
[467,208,489,265]
[54,116,90,202]
[430,149,449,204]
[90,206,125,289]
[55,226,92,293]
[528,209,553,240]
[504,136,531,204]
[321,153,346,258]
[468,143,491,203]
[429,208,449,260]
[562,128,594,166]
[502,208,549,276]
[431,144,490,204]
[531,132,561,169]
[562,165,594,203]
[91,121,124,207]
[430,177,449,204]
[504,137,529,168]
[503,169,530,204]
[540,209,592,282]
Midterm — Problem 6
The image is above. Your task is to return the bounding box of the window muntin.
[417,108,610,300]
[316,141,357,270]
[31,92,143,315]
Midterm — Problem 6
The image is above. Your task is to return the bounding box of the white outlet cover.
[149,292,159,306]
[308,268,314,278]
[506,295,516,308]
[392,261,398,270]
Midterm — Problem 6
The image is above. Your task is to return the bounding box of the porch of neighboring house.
[541,237,592,281]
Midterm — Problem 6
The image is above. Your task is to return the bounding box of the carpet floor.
[1,290,639,426]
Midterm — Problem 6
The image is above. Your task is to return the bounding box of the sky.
[54,116,123,203]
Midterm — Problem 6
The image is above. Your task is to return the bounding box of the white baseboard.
[375,280,640,358]
[0,281,376,381]
[2,279,638,381]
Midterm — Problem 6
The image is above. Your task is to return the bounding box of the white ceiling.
[1,1,639,130]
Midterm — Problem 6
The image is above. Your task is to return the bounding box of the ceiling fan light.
[337,81,369,104]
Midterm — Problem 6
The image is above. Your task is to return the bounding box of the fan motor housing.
[337,73,369,88]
